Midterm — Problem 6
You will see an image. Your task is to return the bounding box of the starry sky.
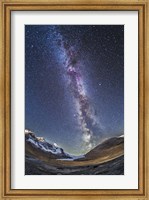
[25,25,124,155]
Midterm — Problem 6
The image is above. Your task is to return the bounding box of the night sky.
[25,25,124,155]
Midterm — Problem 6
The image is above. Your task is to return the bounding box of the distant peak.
[25,129,34,135]
[53,143,59,147]
[37,137,45,142]
[119,135,124,138]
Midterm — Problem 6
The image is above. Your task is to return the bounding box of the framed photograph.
[0,0,149,199]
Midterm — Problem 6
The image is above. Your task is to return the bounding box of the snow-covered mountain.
[25,129,71,159]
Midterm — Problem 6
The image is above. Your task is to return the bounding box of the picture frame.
[0,0,148,199]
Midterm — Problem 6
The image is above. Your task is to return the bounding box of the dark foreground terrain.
[25,155,124,175]
[25,129,124,175]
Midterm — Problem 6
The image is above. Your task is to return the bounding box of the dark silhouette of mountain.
[79,135,124,161]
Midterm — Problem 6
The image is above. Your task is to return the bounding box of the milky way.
[53,32,103,151]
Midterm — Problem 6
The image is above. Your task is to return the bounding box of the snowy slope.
[25,129,70,158]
